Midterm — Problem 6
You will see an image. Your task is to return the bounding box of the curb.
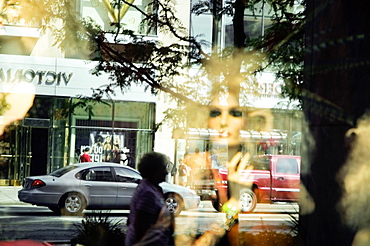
[0,186,23,205]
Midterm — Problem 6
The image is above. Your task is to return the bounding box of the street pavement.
[0,186,64,245]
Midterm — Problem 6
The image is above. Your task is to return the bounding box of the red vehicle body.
[210,155,301,212]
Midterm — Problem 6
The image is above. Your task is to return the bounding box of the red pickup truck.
[195,155,301,212]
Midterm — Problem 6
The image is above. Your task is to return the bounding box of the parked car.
[18,162,200,216]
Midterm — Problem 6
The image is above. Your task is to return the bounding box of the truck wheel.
[211,190,222,212]
[60,192,86,216]
[211,197,222,212]
[240,188,257,213]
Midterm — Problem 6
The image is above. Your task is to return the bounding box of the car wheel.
[60,192,86,216]
[240,188,257,213]
[164,193,184,216]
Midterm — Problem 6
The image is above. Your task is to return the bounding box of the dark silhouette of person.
[125,152,174,246]
[112,144,121,163]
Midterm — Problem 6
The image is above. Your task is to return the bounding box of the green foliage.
[247,0,305,102]
[287,212,299,235]
[60,96,110,121]
[0,94,10,115]
[17,0,85,52]
[192,0,305,103]
[71,213,125,246]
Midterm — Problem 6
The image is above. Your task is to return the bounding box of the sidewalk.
[0,186,24,205]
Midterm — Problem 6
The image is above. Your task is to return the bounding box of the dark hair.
[84,147,90,152]
[138,152,167,179]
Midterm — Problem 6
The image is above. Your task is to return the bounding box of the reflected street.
[0,202,298,243]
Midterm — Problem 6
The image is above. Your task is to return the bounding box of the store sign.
[258,82,283,96]
[0,54,157,102]
[0,68,73,86]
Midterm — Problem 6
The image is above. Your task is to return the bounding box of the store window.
[74,119,138,166]
[224,17,273,48]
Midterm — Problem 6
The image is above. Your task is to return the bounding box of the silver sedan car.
[18,162,200,216]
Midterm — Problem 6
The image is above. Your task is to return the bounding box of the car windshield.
[49,165,78,177]
[250,157,270,171]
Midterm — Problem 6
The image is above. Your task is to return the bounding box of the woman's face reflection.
[208,92,244,147]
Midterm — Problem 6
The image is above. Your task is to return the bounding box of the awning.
[172,128,287,143]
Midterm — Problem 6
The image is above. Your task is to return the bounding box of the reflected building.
[0,0,302,187]
[0,0,158,185]
[168,1,303,167]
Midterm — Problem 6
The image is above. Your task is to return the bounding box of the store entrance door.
[21,126,48,178]
[29,128,48,176]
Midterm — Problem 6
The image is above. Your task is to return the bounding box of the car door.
[271,157,300,201]
[79,166,118,208]
[114,167,141,209]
